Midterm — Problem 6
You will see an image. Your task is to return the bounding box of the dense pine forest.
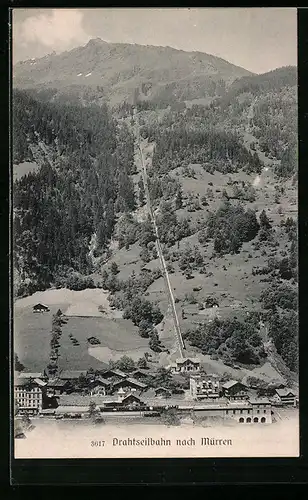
[13,89,136,295]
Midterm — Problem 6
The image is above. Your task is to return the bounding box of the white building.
[190,374,220,400]
[14,376,46,415]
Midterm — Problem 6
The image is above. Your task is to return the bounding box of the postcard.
[11,7,299,460]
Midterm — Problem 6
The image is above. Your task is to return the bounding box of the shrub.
[66,272,95,291]
[161,408,181,426]
[207,202,260,255]
[123,297,164,327]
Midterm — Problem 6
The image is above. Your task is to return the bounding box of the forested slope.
[13,89,136,294]
[13,63,298,376]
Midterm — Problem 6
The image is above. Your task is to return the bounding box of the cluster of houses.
[14,356,298,424]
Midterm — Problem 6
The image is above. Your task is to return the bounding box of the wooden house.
[112,377,147,393]
[167,357,201,373]
[273,388,297,407]
[154,387,172,398]
[33,303,50,313]
[221,380,249,400]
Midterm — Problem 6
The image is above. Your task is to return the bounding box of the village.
[14,351,298,426]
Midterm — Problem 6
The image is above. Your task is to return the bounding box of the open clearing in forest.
[13,161,41,181]
[14,288,148,372]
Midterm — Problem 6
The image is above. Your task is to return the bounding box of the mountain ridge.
[13,38,254,106]
[14,37,255,73]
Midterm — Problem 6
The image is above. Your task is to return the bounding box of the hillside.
[13,38,253,106]
[12,52,298,385]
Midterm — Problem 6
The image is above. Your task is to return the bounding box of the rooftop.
[275,388,296,397]
[249,397,271,405]
[222,380,243,389]
[16,372,43,379]
[47,379,68,387]
[191,373,220,379]
[113,377,147,388]
[101,369,128,379]
[142,398,251,409]
[33,378,47,387]
[132,369,153,377]
[55,406,89,414]
[175,357,200,364]
[14,377,46,387]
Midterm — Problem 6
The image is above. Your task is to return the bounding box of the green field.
[14,291,148,372]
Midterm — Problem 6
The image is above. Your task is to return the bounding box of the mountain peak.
[85,37,109,46]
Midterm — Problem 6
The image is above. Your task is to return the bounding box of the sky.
[12,8,297,74]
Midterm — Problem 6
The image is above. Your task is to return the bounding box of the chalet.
[59,370,87,382]
[14,377,47,415]
[46,378,70,396]
[154,387,172,398]
[221,380,249,400]
[87,377,111,396]
[112,377,147,393]
[273,388,297,407]
[167,357,201,374]
[120,392,145,409]
[32,303,50,313]
[190,374,220,400]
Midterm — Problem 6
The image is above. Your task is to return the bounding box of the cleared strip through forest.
[134,113,185,357]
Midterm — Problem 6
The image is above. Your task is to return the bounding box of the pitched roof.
[222,380,243,389]
[33,378,47,387]
[122,392,143,402]
[47,379,68,387]
[176,357,200,364]
[55,406,89,413]
[132,369,152,377]
[126,377,147,387]
[249,397,271,405]
[33,303,49,309]
[17,372,43,379]
[155,387,171,393]
[59,370,87,379]
[276,388,296,397]
[14,377,46,387]
[113,377,147,388]
[101,369,128,379]
[14,378,31,387]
